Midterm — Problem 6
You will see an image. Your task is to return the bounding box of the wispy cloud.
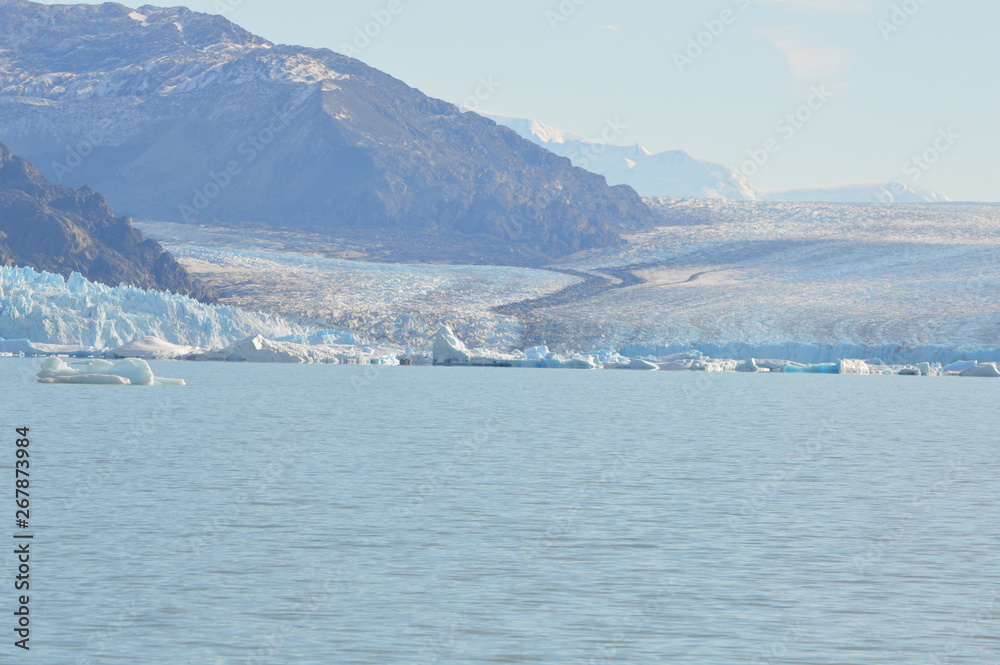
[755,0,873,14]
[760,27,856,81]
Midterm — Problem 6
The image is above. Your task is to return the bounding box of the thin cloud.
[755,0,872,14]
[760,27,856,81]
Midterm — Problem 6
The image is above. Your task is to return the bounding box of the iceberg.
[784,363,840,374]
[111,336,202,360]
[432,326,472,366]
[836,359,871,376]
[782,359,871,375]
[36,357,185,386]
[943,360,979,373]
[204,335,404,365]
[959,363,1000,378]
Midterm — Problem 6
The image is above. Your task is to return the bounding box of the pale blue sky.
[37,0,1000,200]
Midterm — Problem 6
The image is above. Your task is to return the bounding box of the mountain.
[482,112,956,205]
[478,111,761,201]
[0,142,214,301]
[0,1,653,264]
[764,182,951,204]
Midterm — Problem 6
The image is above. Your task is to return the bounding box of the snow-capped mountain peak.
[476,110,761,201]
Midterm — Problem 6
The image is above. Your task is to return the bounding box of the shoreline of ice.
[17,329,1000,380]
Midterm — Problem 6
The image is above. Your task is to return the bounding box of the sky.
[38,0,1000,201]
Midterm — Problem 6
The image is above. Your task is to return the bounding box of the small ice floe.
[628,358,659,371]
[943,360,979,373]
[110,336,202,360]
[783,359,872,375]
[36,358,186,386]
[959,363,1000,378]
[431,326,518,367]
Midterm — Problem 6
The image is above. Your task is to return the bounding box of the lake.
[2,359,998,664]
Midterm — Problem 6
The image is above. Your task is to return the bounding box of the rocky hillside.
[0,1,654,263]
[0,142,215,301]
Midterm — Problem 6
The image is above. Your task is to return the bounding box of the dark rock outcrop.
[0,142,215,301]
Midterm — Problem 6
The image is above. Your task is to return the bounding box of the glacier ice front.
[36,357,186,386]
[0,265,305,349]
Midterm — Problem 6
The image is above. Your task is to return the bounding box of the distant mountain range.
[0,1,654,264]
[480,112,950,204]
[0,142,214,301]
[479,112,760,201]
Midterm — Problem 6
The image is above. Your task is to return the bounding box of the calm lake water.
[2,359,999,664]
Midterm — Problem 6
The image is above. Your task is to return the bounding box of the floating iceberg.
[36,357,185,386]
[943,360,979,373]
[111,336,202,360]
[432,326,472,366]
[959,363,1000,378]
[782,359,872,375]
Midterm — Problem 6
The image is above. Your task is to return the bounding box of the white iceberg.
[111,336,202,360]
[36,357,185,386]
[432,326,472,366]
[960,363,1000,378]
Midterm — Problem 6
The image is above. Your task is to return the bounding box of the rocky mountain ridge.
[0,1,654,264]
[0,141,214,301]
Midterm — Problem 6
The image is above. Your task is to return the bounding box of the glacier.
[132,199,1000,367]
[0,265,307,349]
